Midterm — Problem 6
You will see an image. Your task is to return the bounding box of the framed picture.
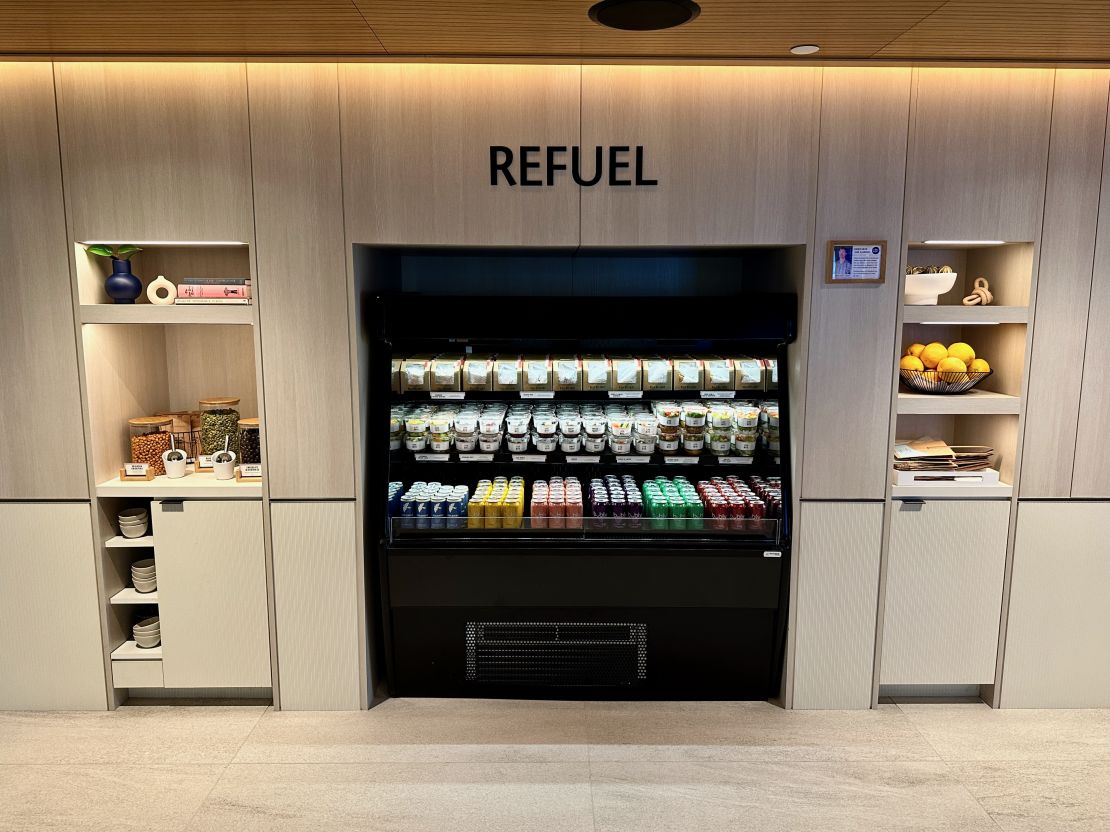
[826,240,887,284]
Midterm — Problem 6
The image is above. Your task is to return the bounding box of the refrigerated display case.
[370,294,796,699]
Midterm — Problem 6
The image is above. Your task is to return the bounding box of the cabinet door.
[881,499,1009,685]
[0,503,106,710]
[792,501,884,709]
[153,500,271,688]
[1001,502,1110,707]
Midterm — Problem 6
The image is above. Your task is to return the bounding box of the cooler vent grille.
[466,621,647,686]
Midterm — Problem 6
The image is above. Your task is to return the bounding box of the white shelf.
[111,640,162,660]
[97,471,262,499]
[902,305,1028,325]
[105,535,154,548]
[110,588,158,604]
[80,304,253,325]
[892,482,1013,499]
[897,389,1021,415]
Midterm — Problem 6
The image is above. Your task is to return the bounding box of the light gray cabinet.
[1001,502,1110,708]
[153,500,271,688]
[881,499,1009,685]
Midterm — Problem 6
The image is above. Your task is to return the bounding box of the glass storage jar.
[128,416,173,476]
[199,397,241,457]
[238,418,261,464]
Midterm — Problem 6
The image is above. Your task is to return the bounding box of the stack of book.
[174,277,252,305]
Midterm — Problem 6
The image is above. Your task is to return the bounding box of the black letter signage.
[490,145,657,187]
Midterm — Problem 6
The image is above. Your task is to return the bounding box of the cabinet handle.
[161,500,184,512]
[899,499,924,511]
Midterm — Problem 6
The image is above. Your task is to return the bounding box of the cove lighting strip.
[923,321,1001,326]
[920,240,1006,246]
[80,240,247,246]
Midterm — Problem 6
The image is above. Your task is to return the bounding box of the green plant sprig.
[87,244,142,261]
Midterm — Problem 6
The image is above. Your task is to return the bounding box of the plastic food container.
[609,435,632,455]
[708,432,732,455]
[406,416,428,433]
[682,405,707,428]
[657,436,680,455]
[479,415,503,434]
[633,432,657,454]
[583,435,606,453]
[506,416,530,434]
[534,434,558,453]
[559,416,582,436]
[655,404,681,428]
[405,433,428,451]
[609,419,633,437]
[634,415,658,435]
[507,433,530,453]
[559,434,582,453]
[430,432,452,452]
[479,432,503,452]
[683,435,705,456]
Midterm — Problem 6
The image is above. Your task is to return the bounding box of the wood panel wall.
[53,63,254,242]
[580,66,821,246]
[248,63,356,500]
[340,63,581,247]
[1021,70,1110,498]
[0,63,89,500]
[801,67,911,499]
[905,68,1055,242]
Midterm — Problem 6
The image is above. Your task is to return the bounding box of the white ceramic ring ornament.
[147,275,176,306]
[213,450,236,480]
[162,448,187,479]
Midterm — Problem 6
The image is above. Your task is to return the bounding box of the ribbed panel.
[0,503,106,710]
[792,502,883,709]
[1001,502,1110,707]
[271,502,361,710]
[881,500,1009,685]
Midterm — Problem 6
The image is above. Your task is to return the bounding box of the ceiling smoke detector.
[588,0,701,31]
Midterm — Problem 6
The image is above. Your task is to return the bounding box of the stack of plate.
[118,507,149,539]
[132,558,157,593]
[133,616,160,648]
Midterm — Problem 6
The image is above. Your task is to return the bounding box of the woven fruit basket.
[900,369,992,394]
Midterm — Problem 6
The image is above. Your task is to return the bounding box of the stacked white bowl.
[131,558,157,593]
[118,506,149,539]
[133,615,160,648]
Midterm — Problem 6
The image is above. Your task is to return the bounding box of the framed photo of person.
[826,240,886,284]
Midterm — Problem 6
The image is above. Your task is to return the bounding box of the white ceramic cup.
[162,449,187,479]
[213,450,236,480]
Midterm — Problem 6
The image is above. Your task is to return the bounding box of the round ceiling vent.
[588,0,701,31]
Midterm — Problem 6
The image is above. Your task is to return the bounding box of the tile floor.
[1,700,1107,831]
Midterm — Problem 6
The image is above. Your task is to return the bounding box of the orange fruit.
[969,358,991,374]
[905,343,926,358]
[920,342,949,369]
[937,356,968,382]
[947,342,976,365]
[899,355,925,371]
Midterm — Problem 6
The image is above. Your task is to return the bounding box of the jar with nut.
[129,416,173,475]
[199,397,241,457]
[238,418,261,464]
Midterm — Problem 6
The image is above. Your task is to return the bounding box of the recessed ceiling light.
[589,0,700,31]
[921,240,1007,246]
[790,44,820,55]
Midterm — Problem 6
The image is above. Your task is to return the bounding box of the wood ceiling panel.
[876,0,1110,61]
[0,0,384,55]
[355,0,944,58]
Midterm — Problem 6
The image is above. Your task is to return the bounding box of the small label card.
[240,463,262,478]
[196,454,214,471]
[458,453,494,463]
[124,463,148,477]
[520,391,555,399]
[430,391,465,400]
[700,390,736,399]
[414,453,450,462]
[565,455,601,464]
[720,456,754,465]
[664,456,699,465]
[512,454,547,463]
[608,391,643,399]
[617,455,651,464]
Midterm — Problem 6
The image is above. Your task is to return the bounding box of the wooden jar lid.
[128,415,173,427]
[199,396,241,407]
[238,417,260,428]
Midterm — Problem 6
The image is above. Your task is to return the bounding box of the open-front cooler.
[371,294,796,699]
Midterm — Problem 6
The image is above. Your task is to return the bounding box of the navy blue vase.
[105,259,142,304]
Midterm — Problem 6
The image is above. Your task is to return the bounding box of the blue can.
[429,495,446,528]
[399,494,416,529]
[446,495,464,528]
[414,497,430,529]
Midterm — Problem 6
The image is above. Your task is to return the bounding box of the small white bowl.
[118,507,149,520]
[133,581,157,594]
[120,523,149,539]
[905,272,958,305]
[131,567,156,578]
[131,558,155,571]
[134,634,161,649]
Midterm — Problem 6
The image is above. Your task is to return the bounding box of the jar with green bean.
[199,396,241,457]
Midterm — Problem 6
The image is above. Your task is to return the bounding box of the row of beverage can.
[395,480,470,529]
[468,477,526,529]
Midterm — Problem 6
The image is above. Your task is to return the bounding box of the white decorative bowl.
[905,272,958,305]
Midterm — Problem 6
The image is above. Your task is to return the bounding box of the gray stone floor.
[1,699,1107,831]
